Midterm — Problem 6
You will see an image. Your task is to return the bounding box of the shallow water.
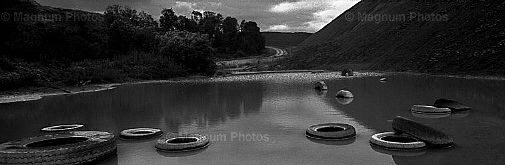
[1,73,505,165]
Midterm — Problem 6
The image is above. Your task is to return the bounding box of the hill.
[261,32,311,48]
[286,0,505,75]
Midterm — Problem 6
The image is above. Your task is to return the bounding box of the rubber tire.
[41,124,84,132]
[120,128,162,139]
[156,133,210,152]
[306,123,356,140]
[434,99,471,112]
[411,112,450,119]
[315,81,328,90]
[370,132,426,150]
[411,105,451,114]
[0,131,117,165]
[336,90,354,98]
[392,116,454,148]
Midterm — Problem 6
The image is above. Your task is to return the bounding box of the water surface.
[1,73,505,164]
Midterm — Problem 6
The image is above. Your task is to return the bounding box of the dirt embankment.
[286,0,505,76]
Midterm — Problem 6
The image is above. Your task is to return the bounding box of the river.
[1,72,504,164]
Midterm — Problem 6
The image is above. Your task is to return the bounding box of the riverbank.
[2,70,505,104]
[0,71,358,104]
[0,75,208,104]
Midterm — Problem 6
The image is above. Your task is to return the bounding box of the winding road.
[265,46,288,57]
[217,46,288,68]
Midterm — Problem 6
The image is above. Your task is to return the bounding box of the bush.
[158,31,216,75]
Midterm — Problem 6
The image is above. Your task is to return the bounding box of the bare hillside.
[288,0,505,75]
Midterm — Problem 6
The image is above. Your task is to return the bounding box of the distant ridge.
[289,0,505,75]
[1,0,103,23]
[1,0,40,10]
[261,32,312,48]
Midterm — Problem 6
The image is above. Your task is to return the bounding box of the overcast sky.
[37,0,359,33]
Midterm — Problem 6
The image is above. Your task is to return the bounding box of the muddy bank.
[2,71,504,104]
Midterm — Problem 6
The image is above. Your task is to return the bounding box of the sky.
[36,0,360,33]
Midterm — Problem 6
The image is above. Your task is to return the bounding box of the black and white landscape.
[1,0,505,165]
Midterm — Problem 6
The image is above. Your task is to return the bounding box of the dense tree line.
[0,4,264,68]
[159,9,265,58]
[1,4,269,82]
[1,3,266,89]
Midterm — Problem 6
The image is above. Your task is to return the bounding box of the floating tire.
[336,90,354,98]
[155,133,210,152]
[392,116,454,148]
[411,105,451,114]
[370,144,426,157]
[370,132,426,150]
[336,97,354,105]
[411,112,450,119]
[314,81,328,90]
[0,131,117,165]
[41,124,84,132]
[434,99,471,112]
[306,123,356,140]
[120,128,163,139]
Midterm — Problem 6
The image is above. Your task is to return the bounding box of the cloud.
[266,24,290,31]
[36,0,359,33]
[175,1,196,9]
[173,1,197,14]
[270,0,359,32]
[172,1,227,16]
[270,1,323,13]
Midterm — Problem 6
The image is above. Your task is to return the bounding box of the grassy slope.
[261,32,312,48]
[286,0,505,75]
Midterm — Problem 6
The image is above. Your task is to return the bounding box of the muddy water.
[1,73,504,164]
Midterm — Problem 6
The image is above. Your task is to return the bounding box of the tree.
[175,15,198,32]
[191,11,203,23]
[104,5,158,54]
[160,8,178,31]
[222,17,239,52]
[137,11,158,29]
[237,21,265,54]
[200,11,223,39]
[158,31,216,75]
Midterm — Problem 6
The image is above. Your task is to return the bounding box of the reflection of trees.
[0,81,264,142]
[162,82,264,129]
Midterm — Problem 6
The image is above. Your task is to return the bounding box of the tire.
[392,116,454,148]
[411,105,451,114]
[336,97,354,105]
[41,124,84,132]
[306,123,356,140]
[434,99,471,112]
[370,144,426,157]
[370,132,426,150]
[336,90,354,98]
[155,133,210,152]
[120,128,163,139]
[315,81,328,90]
[0,131,117,165]
[411,112,450,119]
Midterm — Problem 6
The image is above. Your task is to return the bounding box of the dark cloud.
[36,0,358,32]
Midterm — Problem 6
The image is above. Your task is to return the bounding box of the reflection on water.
[1,73,505,164]
[0,81,264,142]
[306,136,356,146]
[320,74,505,164]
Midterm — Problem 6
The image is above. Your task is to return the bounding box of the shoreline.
[1,71,504,104]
